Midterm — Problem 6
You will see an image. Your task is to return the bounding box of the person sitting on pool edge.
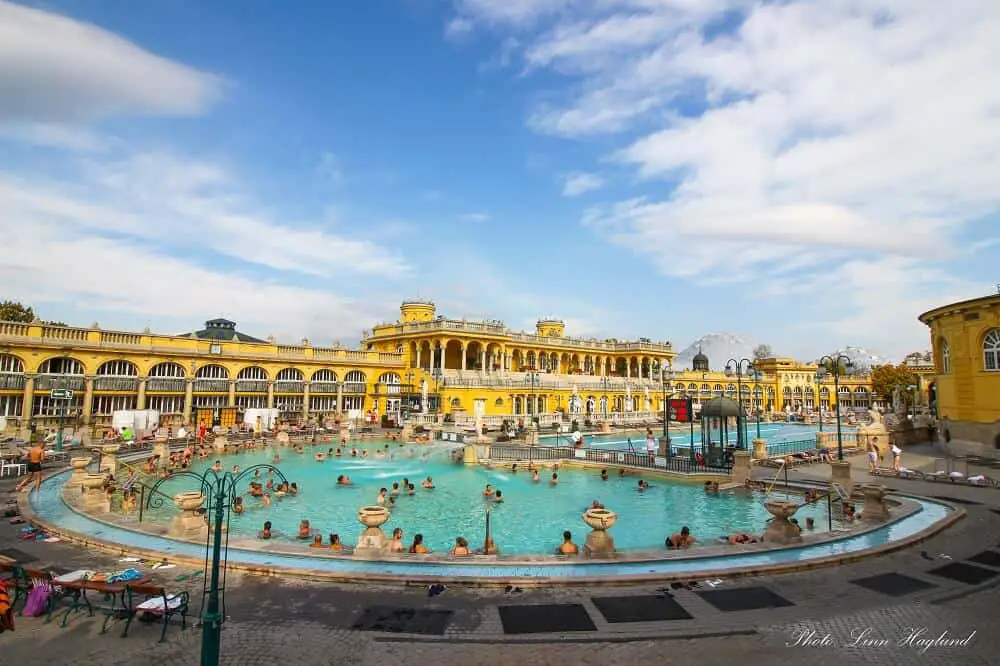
[667,526,696,549]
[409,533,429,554]
[557,530,579,555]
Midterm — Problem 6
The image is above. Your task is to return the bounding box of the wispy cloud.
[458,211,490,223]
[561,171,603,196]
[0,0,224,126]
[451,0,1000,355]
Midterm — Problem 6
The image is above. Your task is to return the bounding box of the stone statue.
[868,409,883,425]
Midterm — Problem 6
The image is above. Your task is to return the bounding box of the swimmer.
[511,464,518,474]
[638,480,649,490]
[532,470,540,483]
[667,526,695,549]
[550,473,558,486]
[211,460,222,473]
[232,465,240,474]
[390,482,400,496]
[483,484,495,497]
[600,469,608,480]
[336,475,352,485]
[493,490,504,504]
[388,527,404,552]
[309,534,324,548]
[557,530,579,555]
[407,483,416,496]
[376,488,387,505]
[262,493,271,506]
[233,497,244,515]
[329,534,343,552]
[421,477,435,489]
[259,520,273,539]
[290,483,299,495]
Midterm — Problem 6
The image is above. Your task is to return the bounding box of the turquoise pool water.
[31,468,953,578]
[565,423,846,450]
[129,442,832,555]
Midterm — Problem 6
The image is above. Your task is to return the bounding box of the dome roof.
[700,397,741,418]
[693,351,708,362]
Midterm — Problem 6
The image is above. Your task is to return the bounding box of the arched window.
[237,366,268,380]
[148,362,185,377]
[0,354,24,374]
[275,368,303,382]
[981,329,1000,371]
[939,338,951,374]
[195,365,229,379]
[39,357,85,375]
[94,360,139,391]
[344,370,367,383]
[379,372,400,394]
[312,369,337,382]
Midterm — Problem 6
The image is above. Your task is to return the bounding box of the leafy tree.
[752,344,773,360]
[0,300,34,323]
[42,321,67,327]
[870,364,920,403]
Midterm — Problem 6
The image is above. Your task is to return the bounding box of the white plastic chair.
[0,459,26,478]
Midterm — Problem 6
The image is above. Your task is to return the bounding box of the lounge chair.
[967,475,1000,488]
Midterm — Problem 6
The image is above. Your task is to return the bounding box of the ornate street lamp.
[146,464,288,666]
[725,358,753,449]
[817,354,852,461]
[748,367,762,440]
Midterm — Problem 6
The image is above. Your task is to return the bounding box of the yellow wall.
[919,294,1000,452]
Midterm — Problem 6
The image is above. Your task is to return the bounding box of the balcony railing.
[341,382,366,394]
[273,381,304,394]
[365,318,671,352]
[235,380,268,393]
[309,381,339,394]
[0,374,26,390]
[192,379,230,393]
[34,374,86,391]
[146,378,186,393]
[93,377,139,392]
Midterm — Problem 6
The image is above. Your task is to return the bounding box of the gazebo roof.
[700,397,741,418]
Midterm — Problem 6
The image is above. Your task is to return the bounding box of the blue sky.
[1,0,997,360]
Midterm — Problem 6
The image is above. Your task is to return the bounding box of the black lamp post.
[527,371,539,423]
[146,464,288,666]
[818,354,852,461]
[815,371,824,432]
[725,358,753,449]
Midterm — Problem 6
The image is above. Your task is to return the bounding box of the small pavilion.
[700,397,741,467]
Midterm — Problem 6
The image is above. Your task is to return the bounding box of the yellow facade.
[919,293,1000,456]
[0,319,404,436]
[0,299,880,437]
[363,302,876,422]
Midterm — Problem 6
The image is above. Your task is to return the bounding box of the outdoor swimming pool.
[558,422,847,451]
[29,464,954,580]
[127,441,837,555]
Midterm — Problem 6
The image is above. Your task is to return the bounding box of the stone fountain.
[858,484,890,521]
[169,491,207,539]
[582,507,618,558]
[99,443,121,475]
[763,499,802,544]
[70,456,92,482]
[78,473,107,512]
[353,506,391,558]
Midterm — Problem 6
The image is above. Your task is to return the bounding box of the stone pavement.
[2,449,1000,666]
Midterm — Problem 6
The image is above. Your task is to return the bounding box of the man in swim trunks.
[16,442,45,493]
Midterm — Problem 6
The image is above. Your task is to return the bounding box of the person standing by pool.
[645,428,656,460]
[891,443,902,472]
[15,441,45,494]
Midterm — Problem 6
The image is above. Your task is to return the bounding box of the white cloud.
[458,212,490,223]
[0,151,410,279]
[454,0,1000,353]
[562,171,604,196]
[0,1,223,125]
[445,17,476,40]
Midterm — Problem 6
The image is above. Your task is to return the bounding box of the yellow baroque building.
[362,301,877,424]
[0,300,878,438]
[919,293,1000,457]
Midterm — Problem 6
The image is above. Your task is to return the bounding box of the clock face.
[210,344,221,354]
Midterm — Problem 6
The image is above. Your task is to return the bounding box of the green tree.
[0,300,34,322]
[753,344,773,360]
[870,364,919,404]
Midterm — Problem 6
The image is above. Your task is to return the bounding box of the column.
[461,343,467,371]
[415,344,422,370]
[626,358,630,378]
[136,378,147,410]
[227,380,236,407]
[336,382,343,416]
[439,343,446,373]
[20,374,34,440]
[302,381,310,421]
[266,381,275,408]
[183,378,194,424]
[480,348,486,371]
[82,377,94,426]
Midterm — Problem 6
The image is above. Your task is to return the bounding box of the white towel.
[948,471,965,478]
[968,475,985,483]
[136,594,184,613]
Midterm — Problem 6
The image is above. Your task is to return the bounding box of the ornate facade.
[919,293,1000,457]
[0,300,879,437]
